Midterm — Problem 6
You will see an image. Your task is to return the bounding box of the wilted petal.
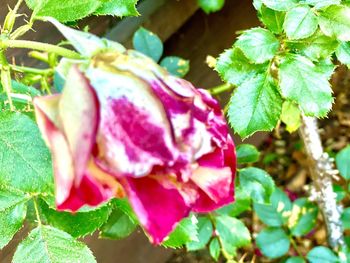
[59,66,99,185]
[121,176,190,244]
[34,97,74,206]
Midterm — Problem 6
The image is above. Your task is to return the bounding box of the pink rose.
[34,50,236,244]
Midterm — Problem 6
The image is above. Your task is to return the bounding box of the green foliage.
[209,238,220,260]
[256,227,290,259]
[162,216,198,248]
[25,0,138,22]
[133,27,164,62]
[236,144,260,164]
[0,112,53,195]
[286,257,306,263]
[12,225,96,263]
[336,42,350,66]
[236,28,280,64]
[279,54,334,117]
[215,215,250,258]
[216,186,251,217]
[186,217,213,251]
[198,0,225,14]
[306,246,339,263]
[336,145,350,180]
[281,101,301,133]
[290,198,318,237]
[283,5,318,40]
[261,0,298,11]
[259,5,285,34]
[0,188,29,249]
[239,167,275,203]
[160,56,190,77]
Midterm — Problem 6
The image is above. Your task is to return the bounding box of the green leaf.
[133,27,163,62]
[186,217,213,251]
[228,73,282,138]
[215,47,267,86]
[281,101,301,133]
[341,207,350,230]
[0,188,29,249]
[94,0,139,17]
[25,0,100,22]
[0,112,53,194]
[13,225,96,263]
[215,215,250,258]
[163,216,198,248]
[306,246,339,263]
[318,5,350,41]
[286,257,306,263]
[333,184,346,202]
[216,186,251,217]
[209,238,221,261]
[236,144,260,164]
[271,188,292,213]
[99,206,137,240]
[253,0,263,11]
[160,56,190,77]
[256,227,290,259]
[284,6,318,40]
[304,0,340,9]
[261,0,298,11]
[336,145,350,180]
[235,28,280,64]
[287,30,339,62]
[40,199,111,238]
[259,5,285,34]
[279,54,333,117]
[336,42,350,66]
[254,203,283,226]
[198,0,225,14]
[290,198,318,237]
[239,167,275,204]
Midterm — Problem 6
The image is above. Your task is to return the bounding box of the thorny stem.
[299,114,344,249]
[0,39,82,59]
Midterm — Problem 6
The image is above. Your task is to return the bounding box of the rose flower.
[34,50,236,244]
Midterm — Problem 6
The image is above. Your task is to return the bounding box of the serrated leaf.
[13,225,96,263]
[25,0,100,22]
[336,145,350,180]
[304,0,340,9]
[186,217,213,251]
[306,246,339,263]
[0,112,53,194]
[281,101,301,133]
[262,0,298,11]
[236,144,260,164]
[287,31,339,61]
[215,215,250,258]
[254,203,284,226]
[336,42,350,66]
[318,5,350,41]
[163,216,198,248]
[284,6,318,40]
[0,188,29,249]
[253,0,263,10]
[236,28,280,64]
[239,167,275,203]
[40,199,111,238]
[259,5,285,34]
[290,198,318,237]
[279,54,333,117]
[228,73,282,138]
[99,206,137,240]
[160,56,190,77]
[133,27,163,62]
[209,238,221,261]
[333,184,346,202]
[198,0,225,14]
[94,0,139,17]
[215,47,267,86]
[256,227,290,259]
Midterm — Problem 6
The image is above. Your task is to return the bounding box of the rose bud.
[34,50,236,244]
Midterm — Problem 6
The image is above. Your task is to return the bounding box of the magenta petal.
[122,176,190,244]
